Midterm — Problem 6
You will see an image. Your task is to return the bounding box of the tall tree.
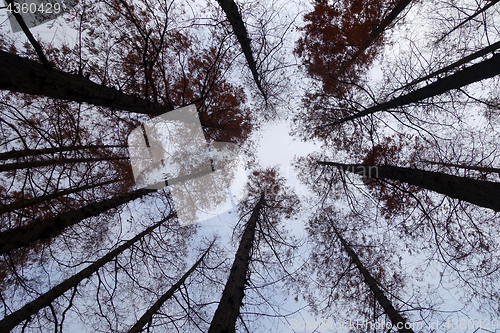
[318,161,500,212]
[0,178,118,215]
[207,193,264,333]
[0,213,175,333]
[295,0,398,97]
[320,53,500,127]
[331,222,415,333]
[216,0,268,100]
[0,187,156,254]
[0,144,125,161]
[208,168,300,332]
[0,156,128,172]
[127,242,213,333]
[0,50,169,116]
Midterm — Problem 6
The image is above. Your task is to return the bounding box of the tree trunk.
[331,224,415,333]
[0,144,126,161]
[319,161,500,212]
[0,179,118,215]
[329,53,500,125]
[0,50,170,116]
[3,0,51,68]
[0,214,174,333]
[397,41,500,92]
[216,0,267,100]
[207,194,265,333]
[127,243,213,333]
[0,156,128,172]
[0,188,155,254]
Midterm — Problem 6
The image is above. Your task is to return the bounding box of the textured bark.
[0,144,125,161]
[0,156,128,172]
[0,188,155,254]
[127,243,212,333]
[0,50,170,115]
[0,179,118,215]
[216,0,267,100]
[0,214,174,333]
[207,194,264,333]
[319,161,500,212]
[329,53,500,125]
[332,225,415,333]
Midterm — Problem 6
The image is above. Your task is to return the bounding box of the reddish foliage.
[295,0,393,96]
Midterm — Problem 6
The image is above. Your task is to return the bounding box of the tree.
[0,213,175,333]
[208,168,300,332]
[0,178,117,215]
[0,144,125,161]
[215,0,268,100]
[0,50,169,116]
[0,187,156,254]
[127,242,213,333]
[321,53,500,127]
[207,194,264,333]
[331,222,415,333]
[318,161,500,212]
[435,0,500,44]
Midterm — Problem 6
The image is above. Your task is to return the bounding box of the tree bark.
[0,214,174,333]
[0,179,118,215]
[318,161,500,212]
[331,224,415,333]
[216,0,267,100]
[207,193,265,333]
[127,243,213,333]
[0,188,155,254]
[0,156,128,172]
[0,50,170,116]
[328,53,500,125]
[0,144,125,161]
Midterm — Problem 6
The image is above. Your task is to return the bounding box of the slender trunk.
[319,161,500,212]
[0,188,155,254]
[328,53,500,125]
[421,160,500,174]
[350,0,413,63]
[127,243,213,333]
[0,50,170,116]
[0,144,126,161]
[331,225,414,333]
[0,179,118,215]
[435,0,500,44]
[0,156,128,172]
[397,41,500,92]
[216,0,267,101]
[0,214,174,333]
[4,0,51,69]
[207,194,265,333]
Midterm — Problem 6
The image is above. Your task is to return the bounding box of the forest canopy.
[0,0,500,332]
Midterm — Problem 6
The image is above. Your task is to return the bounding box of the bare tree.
[0,213,175,333]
